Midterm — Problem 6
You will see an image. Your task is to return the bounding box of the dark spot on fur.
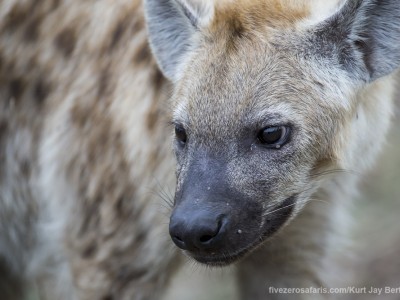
[152,69,164,91]
[221,17,246,53]
[229,17,245,38]
[146,70,164,131]
[0,53,4,71]
[132,19,144,33]
[20,160,31,177]
[3,4,29,31]
[146,106,159,132]
[82,243,97,258]
[51,0,61,10]
[107,20,128,52]
[9,78,26,99]
[24,16,42,42]
[133,42,152,65]
[0,121,8,141]
[102,295,113,300]
[78,200,101,237]
[26,56,38,72]
[54,28,76,57]
[0,122,8,170]
[33,79,51,105]
[115,194,128,215]
[116,266,148,288]
[70,104,87,128]
[135,230,146,244]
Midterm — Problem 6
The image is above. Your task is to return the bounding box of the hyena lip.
[188,195,296,267]
[190,248,249,267]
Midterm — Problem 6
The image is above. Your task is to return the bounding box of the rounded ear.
[144,0,210,82]
[313,0,400,82]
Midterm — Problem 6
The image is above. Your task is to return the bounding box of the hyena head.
[145,0,400,265]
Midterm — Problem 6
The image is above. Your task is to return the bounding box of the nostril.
[198,217,223,245]
[170,220,188,249]
[199,234,214,243]
[171,233,188,250]
[173,235,183,242]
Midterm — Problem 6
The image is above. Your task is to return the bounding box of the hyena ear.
[144,0,209,81]
[316,0,400,82]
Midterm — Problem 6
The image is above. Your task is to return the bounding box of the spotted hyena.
[0,0,399,300]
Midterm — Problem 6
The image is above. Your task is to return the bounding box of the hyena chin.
[145,0,400,267]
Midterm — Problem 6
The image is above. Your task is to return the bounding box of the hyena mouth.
[190,247,251,267]
[188,196,297,266]
[260,195,296,237]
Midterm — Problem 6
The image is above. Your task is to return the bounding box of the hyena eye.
[257,126,290,149]
[174,125,187,146]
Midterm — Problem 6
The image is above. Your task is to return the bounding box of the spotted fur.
[0,0,178,299]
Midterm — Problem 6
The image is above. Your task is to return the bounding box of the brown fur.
[211,0,310,33]
[0,0,178,299]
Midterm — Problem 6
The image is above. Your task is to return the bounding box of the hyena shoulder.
[0,0,178,299]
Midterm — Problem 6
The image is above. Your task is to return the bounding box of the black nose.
[169,210,225,251]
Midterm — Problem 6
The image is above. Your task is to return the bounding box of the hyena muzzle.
[0,0,399,299]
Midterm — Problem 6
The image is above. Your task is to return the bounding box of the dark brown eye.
[175,125,187,145]
[257,126,290,148]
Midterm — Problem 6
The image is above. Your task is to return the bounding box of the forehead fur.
[213,0,309,31]
[173,1,353,154]
[173,0,354,127]
[202,0,343,36]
